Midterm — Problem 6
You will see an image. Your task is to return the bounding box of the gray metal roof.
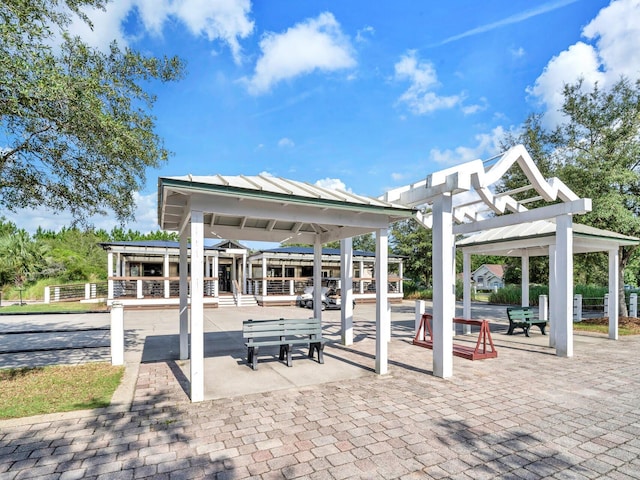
[457,219,639,256]
[158,174,415,244]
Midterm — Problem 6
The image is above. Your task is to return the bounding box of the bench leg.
[249,346,259,370]
[506,325,515,335]
[286,344,293,367]
[309,342,324,364]
[523,326,530,337]
[539,324,547,335]
[279,344,286,361]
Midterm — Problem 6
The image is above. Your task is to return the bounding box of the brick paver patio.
[1,309,640,479]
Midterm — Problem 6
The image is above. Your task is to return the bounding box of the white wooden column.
[340,237,354,346]
[213,255,219,297]
[359,260,365,293]
[375,228,389,374]
[555,214,573,358]
[242,253,247,294]
[432,193,454,378]
[521,250,530,307]
[463,251,471,320]
[163,253,170,299]
[462,251,471,334]
[179,228,189,360]
[190,210,205,402]
[548,245,557,348]
[313,238,323,321]
[608,248,619,340]
[107,251,114,300]
[398,261,404,294]
[262,257,267,297]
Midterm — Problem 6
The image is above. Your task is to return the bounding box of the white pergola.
[157,174,415,402]
[382,144,592,378]
[458,219,640,343]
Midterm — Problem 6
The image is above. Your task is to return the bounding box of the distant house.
[471,264,505,291]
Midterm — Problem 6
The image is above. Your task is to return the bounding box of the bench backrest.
[243,318,322,340]
[506,307,534,321]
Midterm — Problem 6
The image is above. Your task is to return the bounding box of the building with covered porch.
[100,240,404,308]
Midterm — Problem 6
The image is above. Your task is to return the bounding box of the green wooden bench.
[506,307,547,337]
[242,317,325,370]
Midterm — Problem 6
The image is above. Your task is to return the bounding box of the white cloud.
[314,177,351,192]
[394,50,462,115]
[4,192,160,235]
[429,126,505,166]
[245,12,356,95]
[278,137,295,148]
[528,0,640,128]
[69,0,254,64]
[356,25,375,43]
[510,46,526,58]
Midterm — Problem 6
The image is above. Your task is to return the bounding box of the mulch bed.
[579,316,640,334]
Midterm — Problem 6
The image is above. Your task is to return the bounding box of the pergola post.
[608,248,619,340]
[432,193,454,378]
[107,252,114,301]
[375,228,389,374]
[340,237,354,346]
[521,251,530,307]
[462,251,471,334]
[548,245,557,348]
[179,230,189,360]
[555,214,573,358]
[190,210,205,402]
[313,238,323,321]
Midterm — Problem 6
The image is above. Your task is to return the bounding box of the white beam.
[375,228,389,374]
[454,198,591,235]
[190,210,205,402]
[432,193,454,378]
[340,238,354,346]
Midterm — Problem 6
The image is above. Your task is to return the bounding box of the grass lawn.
[0,363,124,420]
[0,302,108,314]
[573,316,640,335]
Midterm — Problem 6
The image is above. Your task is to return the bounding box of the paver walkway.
[1,308,640,479]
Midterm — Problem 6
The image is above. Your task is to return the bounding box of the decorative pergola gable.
[381,144,591,233]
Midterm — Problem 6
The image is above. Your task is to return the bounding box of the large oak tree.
[1,0,184,223]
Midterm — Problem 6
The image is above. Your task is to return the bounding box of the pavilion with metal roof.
[457,219,640,342]
[157,174,416,401]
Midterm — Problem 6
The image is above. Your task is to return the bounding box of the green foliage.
[501,77,640,315]
[0,0,185,224]
[489,285,549,306]
[402,280,432,300]
[390,219,433,286]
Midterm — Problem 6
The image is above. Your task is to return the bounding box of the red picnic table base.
[413,313,498,360]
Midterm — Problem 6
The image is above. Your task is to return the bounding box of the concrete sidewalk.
[1,303,640,479]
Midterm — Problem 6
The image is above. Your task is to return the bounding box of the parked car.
[298,286,355,311]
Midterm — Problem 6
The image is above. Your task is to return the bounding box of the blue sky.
[7,0,640,240]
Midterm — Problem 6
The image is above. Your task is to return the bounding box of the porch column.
[213,255,219,297]
[190,210,205,402]
[179,229,189,360]
[608,248,619,340]
[340,237,354,346]
[163,253,170,299]
[555,214,573,358]
[262,257,267,297]
[548,245,557,348]
[242,252,247,294]
[521,250,530,307]
[398,261,404,294]
[462,251,471,334]
[432,193,454,378]
[359,260,365,293]
[375,228,389,374]
[313,238,323,321]
[107,251,114,300]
